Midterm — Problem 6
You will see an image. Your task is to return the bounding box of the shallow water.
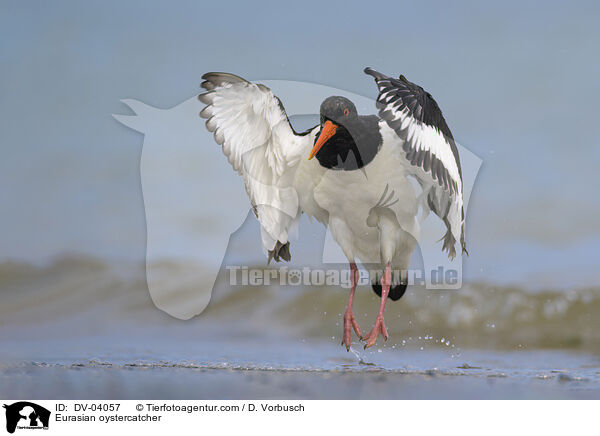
[2,258,600,399]
[3,333,600,399]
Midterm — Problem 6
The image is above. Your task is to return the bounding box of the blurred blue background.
[1,0,599,288]
[4,1,600,401]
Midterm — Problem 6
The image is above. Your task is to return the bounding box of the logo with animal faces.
[3,402,50,434]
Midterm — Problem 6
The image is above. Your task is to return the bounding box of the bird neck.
[315,115,382,171]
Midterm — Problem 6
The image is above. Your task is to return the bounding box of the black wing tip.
[201,71,221,80]
[440,228,469,260]
[364,66,376,75]
[364,67,386,80]
[267,241,291,264]
[197,91,215,104]
[201,71,246,81]
[461,230,469,256]
[364,67,410,83]
[200,72,249,90]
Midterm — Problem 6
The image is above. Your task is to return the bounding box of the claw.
[342,310,363,351]
[361,262,392,349]
[362,315,388,349]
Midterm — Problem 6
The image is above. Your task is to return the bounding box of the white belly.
[297,134,419,267]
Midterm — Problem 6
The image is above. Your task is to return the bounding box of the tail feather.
[371,280,407,301]
[441,226,458,260]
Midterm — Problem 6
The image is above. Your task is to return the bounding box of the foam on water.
[2,257,600,353]
[2,255,600,398]
[2,334,600,399]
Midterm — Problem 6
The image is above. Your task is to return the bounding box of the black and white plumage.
[198,68,467,349]
[364,67,466,259]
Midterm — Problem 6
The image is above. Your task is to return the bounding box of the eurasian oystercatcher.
[199,67,466,349]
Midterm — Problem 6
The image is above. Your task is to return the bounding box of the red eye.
[344,108,350,117]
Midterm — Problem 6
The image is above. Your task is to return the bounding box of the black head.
[308,96,382,170]
[308,96,359,161]
[319,96,358,125]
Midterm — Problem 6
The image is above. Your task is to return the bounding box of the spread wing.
[199,72,317,262]
[364,67,466,259]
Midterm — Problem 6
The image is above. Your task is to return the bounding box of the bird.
[198,67,466,350]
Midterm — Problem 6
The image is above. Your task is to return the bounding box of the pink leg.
[342,262,363,351]
[363,262,390,349]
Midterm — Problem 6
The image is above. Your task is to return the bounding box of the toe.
[351,318,362,339]
[342,334,352,351]
[363,331,377,349]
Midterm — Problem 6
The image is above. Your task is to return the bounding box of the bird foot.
[362,315,388,349]
[341,309,363,351]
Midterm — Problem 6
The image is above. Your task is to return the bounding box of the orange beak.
[308,120,338,160]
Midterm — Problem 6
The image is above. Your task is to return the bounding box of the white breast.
[297,126,419,267]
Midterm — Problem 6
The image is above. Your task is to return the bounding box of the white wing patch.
[365,67,466,258]
[390,106,461,194]
[199,73,314,259]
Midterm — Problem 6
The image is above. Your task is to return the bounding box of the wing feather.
[199,72,316,260]
[365,67,466,258]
